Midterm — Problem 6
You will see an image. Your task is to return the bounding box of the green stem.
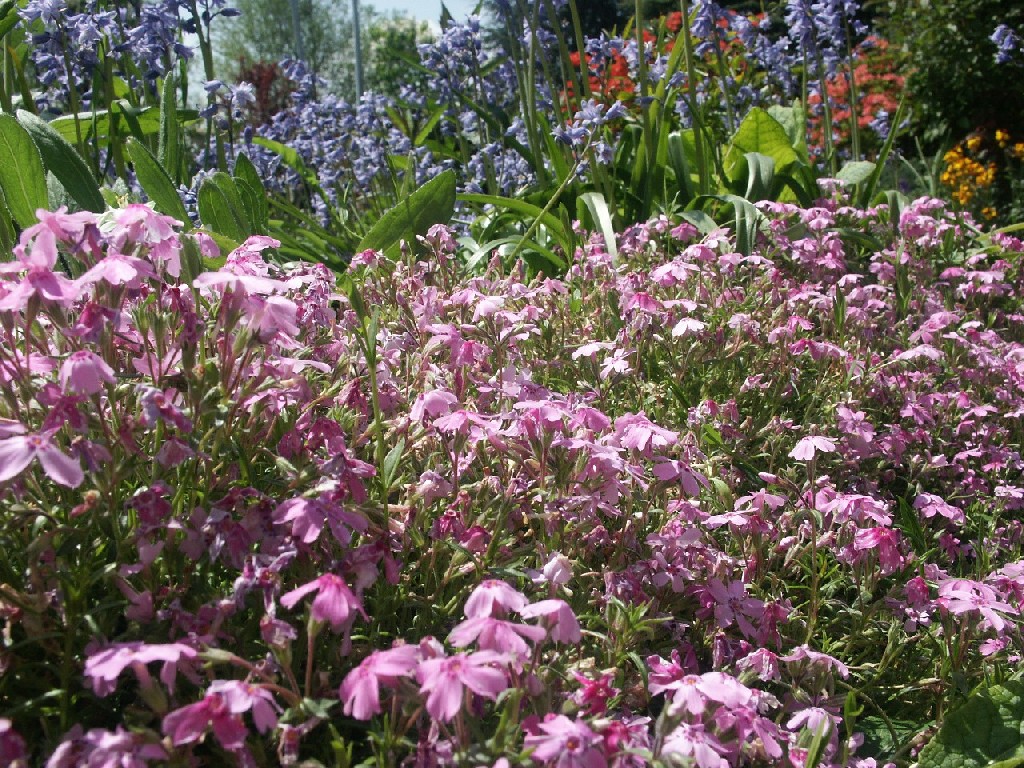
[508,135,594,265]
[679,0,709,195]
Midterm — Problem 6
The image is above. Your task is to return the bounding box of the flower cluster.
[0,183,1022,765]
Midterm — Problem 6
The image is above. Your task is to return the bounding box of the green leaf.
[48,106,199,147]
[835,160,876,187]
[578,191,618,264]
[0,111,49,228]
[919,681,1024,768]
[357,169,456,257]
[692,193,765,257]
[125,137,190,224]
[158,75,181,185]
[726,107,799,181]
[459,192,567,243]
[0,0,21,39]
[233,153,268,233]
[767,100,808,161]
[735,152,777,202]
[15,110,104,213]
[198,173,251,242]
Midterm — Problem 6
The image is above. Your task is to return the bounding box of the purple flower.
[524,714,605,767]
[339,645,420,719]
[280,573,366,632]
[0,430,83,488]
[84,642,198,697]
[162,681,279,751]
[416,650,508,722]
[60,350,116,395]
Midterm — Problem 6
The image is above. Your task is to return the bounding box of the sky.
[366,0,481,25]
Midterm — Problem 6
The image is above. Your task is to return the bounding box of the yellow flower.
[982,206,998,220]
[996,129,1010,148]
[966,135,982,153]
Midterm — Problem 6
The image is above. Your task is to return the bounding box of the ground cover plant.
[0,0,1024,766]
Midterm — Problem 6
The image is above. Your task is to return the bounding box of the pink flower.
[936,578,1018,632]
[613,412,678,456]
[781,645,850,678]
[280,573,366,633]
[789,435,836,461]
[0,431,83,488]
[84,641,198,696]
[913,493,965,525]
[661,722,727,768]
[339,645,419,719]
[572,671,619,716]
[518,599,582,644]
[60,350,115,395]
[273,496,368,545]
[524,714,606,768]
[162,681,279,751]
[45,726,167,768]
[463,580,529,619]
[853,527,905,575]
[416,650,508,722]
[0,719,26,765]
[704,579,764,639]
[448,616,547,656]
[0,227,78,311]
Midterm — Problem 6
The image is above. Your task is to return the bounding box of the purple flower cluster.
[18,0,199,112]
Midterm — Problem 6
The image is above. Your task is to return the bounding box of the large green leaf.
[357,169,456,257]
[726,107,800,182]
[198,173,251,243]
[919,681,1024,768]
[233,153,268,233]
[126,137,190,224]
[0,112,49,228]
[16,110,104,213]
[835,160,876,187]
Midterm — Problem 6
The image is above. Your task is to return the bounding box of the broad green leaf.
[198,173,250,242]
[727,107,799,181]
[233,153,268,233]
[0,193,14,251]
[125,137,190,224]
[357,169,456,257]
[836,160,876,187]
[768,100,808,161]
[919,681,1024,768]
[16,110,104,213]
[692,193,765,257]
[0,111,48,228]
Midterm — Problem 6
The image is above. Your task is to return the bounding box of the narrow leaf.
[125,137,190,224]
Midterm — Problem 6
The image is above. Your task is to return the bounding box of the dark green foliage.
[884,0,1024,144]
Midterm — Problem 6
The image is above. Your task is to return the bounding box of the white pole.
[352,0,364,97]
